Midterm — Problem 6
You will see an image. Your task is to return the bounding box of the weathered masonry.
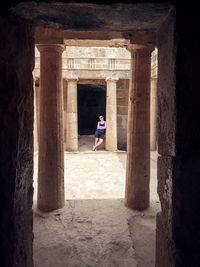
[0,2,199,267]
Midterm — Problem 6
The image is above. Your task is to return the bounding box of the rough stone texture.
[156,8,176,267]
[156,156,175,267]
[11,2,172,32]
[0,17,34,267]
[157,3,200,266]
[117,79,129,150]
[157,9,176,157]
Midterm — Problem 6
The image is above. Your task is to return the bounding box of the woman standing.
[93,115,106,151]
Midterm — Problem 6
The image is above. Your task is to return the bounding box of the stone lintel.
[78,79,106,85]
[35,26,125,45]
[64,39,129,47]
[63,70,130,80]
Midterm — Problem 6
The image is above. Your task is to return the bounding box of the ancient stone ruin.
[0,1,199,267]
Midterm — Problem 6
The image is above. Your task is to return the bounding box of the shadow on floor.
[33,199,160,267]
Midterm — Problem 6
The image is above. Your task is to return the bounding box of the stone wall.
[0,17,34,267]
[117,79,129,150]
[157,3,200,266]
[34,46,131,80]
[63,46,130,59]
[156,8,176,267]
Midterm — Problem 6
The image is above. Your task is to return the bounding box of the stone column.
[37,44,65,212]
[106,78,118,151]
[125,44,154,210]
[35,78,40,145]
[63,79,68,150]
[66,78,78,151]
[150,77,158,151]
[33,77,38,152]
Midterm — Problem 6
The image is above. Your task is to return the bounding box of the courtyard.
[33,136,160,267]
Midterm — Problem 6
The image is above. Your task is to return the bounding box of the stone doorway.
[33,30,159,267]
[78,83,106,136]
[1,2,187,267]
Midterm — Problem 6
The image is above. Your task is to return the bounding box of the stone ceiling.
[11,2,173,32]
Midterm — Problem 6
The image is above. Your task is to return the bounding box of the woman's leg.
[93,137,99,150]
[95,138,98,145]
[94,138,103,149]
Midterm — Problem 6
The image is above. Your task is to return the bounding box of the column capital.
[106,77,119,82]
[66,77,79,82]
[36,44,66,53]
[126,43,155,55]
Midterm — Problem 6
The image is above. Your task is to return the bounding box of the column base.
[125,197,149,211]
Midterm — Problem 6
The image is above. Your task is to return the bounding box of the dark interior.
[78,84,106,135]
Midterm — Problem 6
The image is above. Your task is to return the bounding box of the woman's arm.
[98,121,106,129]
